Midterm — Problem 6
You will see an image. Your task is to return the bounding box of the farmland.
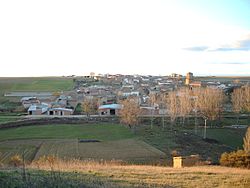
[0,122,245,165]
[0,124,134,140]
[0,77,73,92]
[0,77,74,106]
[0,124,166,164]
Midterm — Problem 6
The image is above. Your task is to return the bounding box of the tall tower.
[185,72,193,85]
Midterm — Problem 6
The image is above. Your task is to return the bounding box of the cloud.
[183,46,209,51]
[208,62,249,65]
[229,34,250,51]
[183,33,250,52]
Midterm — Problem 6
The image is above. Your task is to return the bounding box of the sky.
[0,0,250,77]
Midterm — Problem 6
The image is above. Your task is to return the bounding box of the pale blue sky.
[0,0,249,76]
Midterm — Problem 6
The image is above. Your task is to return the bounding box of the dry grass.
[29,158,250,188]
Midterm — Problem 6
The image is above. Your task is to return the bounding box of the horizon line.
[0,74,250,78]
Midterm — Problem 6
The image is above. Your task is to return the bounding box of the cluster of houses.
[22,95,75,116]
[22,72,245,116]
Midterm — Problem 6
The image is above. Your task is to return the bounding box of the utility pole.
[200,113,208,139]
[203,118,207,139]
[194,109,198,134]
[151,107,153,129]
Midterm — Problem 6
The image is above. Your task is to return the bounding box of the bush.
[9,155,22,167]
[220,150,250,168]
[73,103,82,115]
[171,150,180,157]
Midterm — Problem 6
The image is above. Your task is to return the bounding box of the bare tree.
[119,97,141,131]
[167,91,179,128]
[232,87,245,124]
[157,93,168,130]
[196,88,225,125]
[190,88,199,134]
[243,127,250,154]
[149,93,159,129]
[81,97,98,116]
[231,85,250,123]
[178,88,192,126]
[243,86,250,112]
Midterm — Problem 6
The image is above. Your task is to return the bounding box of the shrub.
[171,150,180,157]
[73,103,82,115]
[220,150,250,168]
[9,155,22,167]
[243,127,250,154]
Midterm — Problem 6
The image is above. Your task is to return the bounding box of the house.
[28,103,49,115]
[98,104,122,115]
[21,97,40,109]
[28,102,73,116]
[56,95,72,106]
[47,108,73,116]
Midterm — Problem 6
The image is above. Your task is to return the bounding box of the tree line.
[119,85,250,128]
[78,85,250,129]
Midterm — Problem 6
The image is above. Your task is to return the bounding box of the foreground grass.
[1,161,250,188]
[0,124,134,141]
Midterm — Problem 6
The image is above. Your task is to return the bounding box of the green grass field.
[0,76,74,114]
[195,128,246,149]
[0,77,74,106]
[0,124,134,141]
[0,116,21,123]
[136,124,243,162]
[0,77,73,92]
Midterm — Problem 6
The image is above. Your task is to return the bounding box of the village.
[16,72,247,117]
[1,0,250,186]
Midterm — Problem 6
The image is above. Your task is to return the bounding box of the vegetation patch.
[192,128,246,149]
[0,123,247,165]
[0,77,73,92]
[137,125,233,163]
[0,115,21,124]
[0,124,134,141]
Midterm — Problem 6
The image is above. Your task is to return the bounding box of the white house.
[98,104,122,115]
